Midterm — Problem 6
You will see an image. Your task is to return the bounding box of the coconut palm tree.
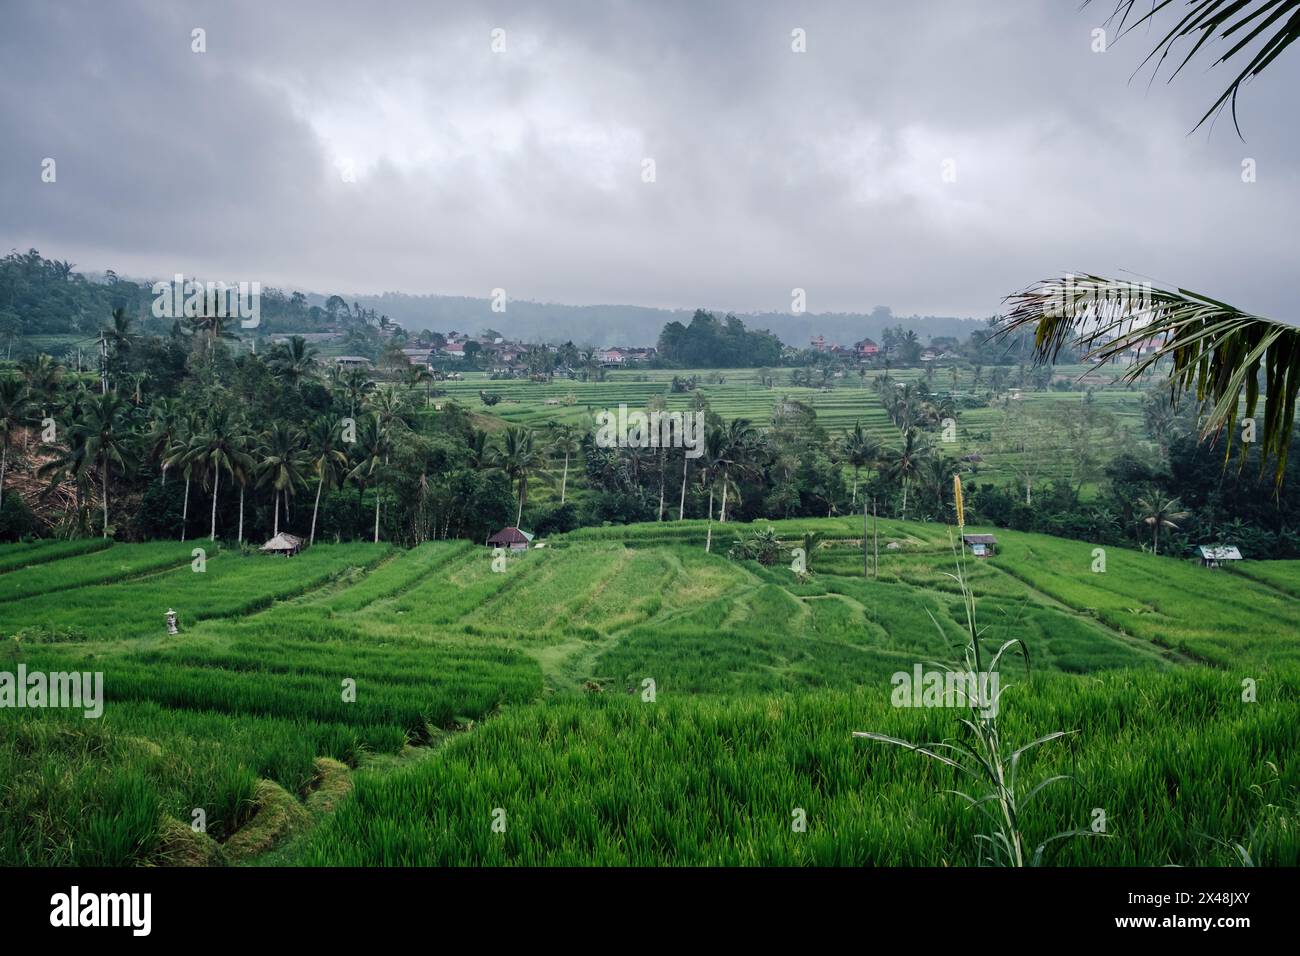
[230,419,256,544]
[490,427,551,527]
[145,398,183,487]
[699,428,726,553]
[840,421,880,507]
[921,454,959,521]
[194,408,252,541]
[348,414,390,543]
[715,418,757,523]
[677,443,695,521]
[106,307,136,357]
[0,378,30,514]
[1002,3,1300,483]
[1085,0,1300,137]
[336,367,373,417]
[881,427,933,518]
[548,423,581,505]
[1004,277,1300,486]
[164,417,201,541]
[306,416,349,545]
[268,336,320,390]
[399,363,433,403]
[364,387,413,442]
[18,354,63,429]
[465,429,491,470]
[1136,494,1190,556]
[257,423,309,537]
[70,392,132,538]
[186,304,241,356]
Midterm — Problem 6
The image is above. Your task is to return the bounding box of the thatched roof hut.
[260,532,303,556]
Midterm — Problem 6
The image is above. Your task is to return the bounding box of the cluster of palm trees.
[0,334,428,543]
[874,379,957,433]
[836,421,957,519]
[488,415,770,551]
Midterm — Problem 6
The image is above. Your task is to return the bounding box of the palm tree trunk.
[311,478,323,546]
[209,467,220,541]
[515,479,524,527]
[273,493,280,536]
[373,486,381,543]
[678,455,688,520]
[720,466,729,523]
[705,485,714,553]
[238,484,244,543]
[101,466,109,538]
[901,480,908,518]
[657,450,665,521]
[561,453,569,504]
[851,471,858,507]
[0,443,7,511]
[181,479,190,541]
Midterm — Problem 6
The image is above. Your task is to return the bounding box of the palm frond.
[1001,274,1300,483]
[1088,0,1300,136]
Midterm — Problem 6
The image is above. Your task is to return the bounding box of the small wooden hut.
[1197,544,1242,568]
[487,527,534,552]
[260,532,303,556]
[961,533,997,557]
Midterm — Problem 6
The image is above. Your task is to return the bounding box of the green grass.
[0,538,113,574]
[987,532,1300,667]
[0,543,390,641]
[0,541,194,605]
[290,668,1299,866]
[1,519,1297,867]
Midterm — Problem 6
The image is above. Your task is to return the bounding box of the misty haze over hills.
[75,267,986,348]
[296,290,988,348]
[92,271,989,347]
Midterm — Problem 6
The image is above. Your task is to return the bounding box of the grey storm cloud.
[1,0,1297,319]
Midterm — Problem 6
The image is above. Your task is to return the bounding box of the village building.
[400,348,435,368]
[487,527,535,552]
[962,533,997,557]
[596,348,626,366]
[334,356,372,370]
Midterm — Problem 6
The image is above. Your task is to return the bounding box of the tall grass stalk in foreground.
[854,476,1098,866]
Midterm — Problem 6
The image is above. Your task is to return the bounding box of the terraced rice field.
[1,522,1296,867]
[433,365,1155,490]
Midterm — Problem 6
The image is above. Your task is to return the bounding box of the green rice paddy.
[0,520,1296,866]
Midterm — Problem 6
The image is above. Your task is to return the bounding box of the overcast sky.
[1,0,1297,319]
